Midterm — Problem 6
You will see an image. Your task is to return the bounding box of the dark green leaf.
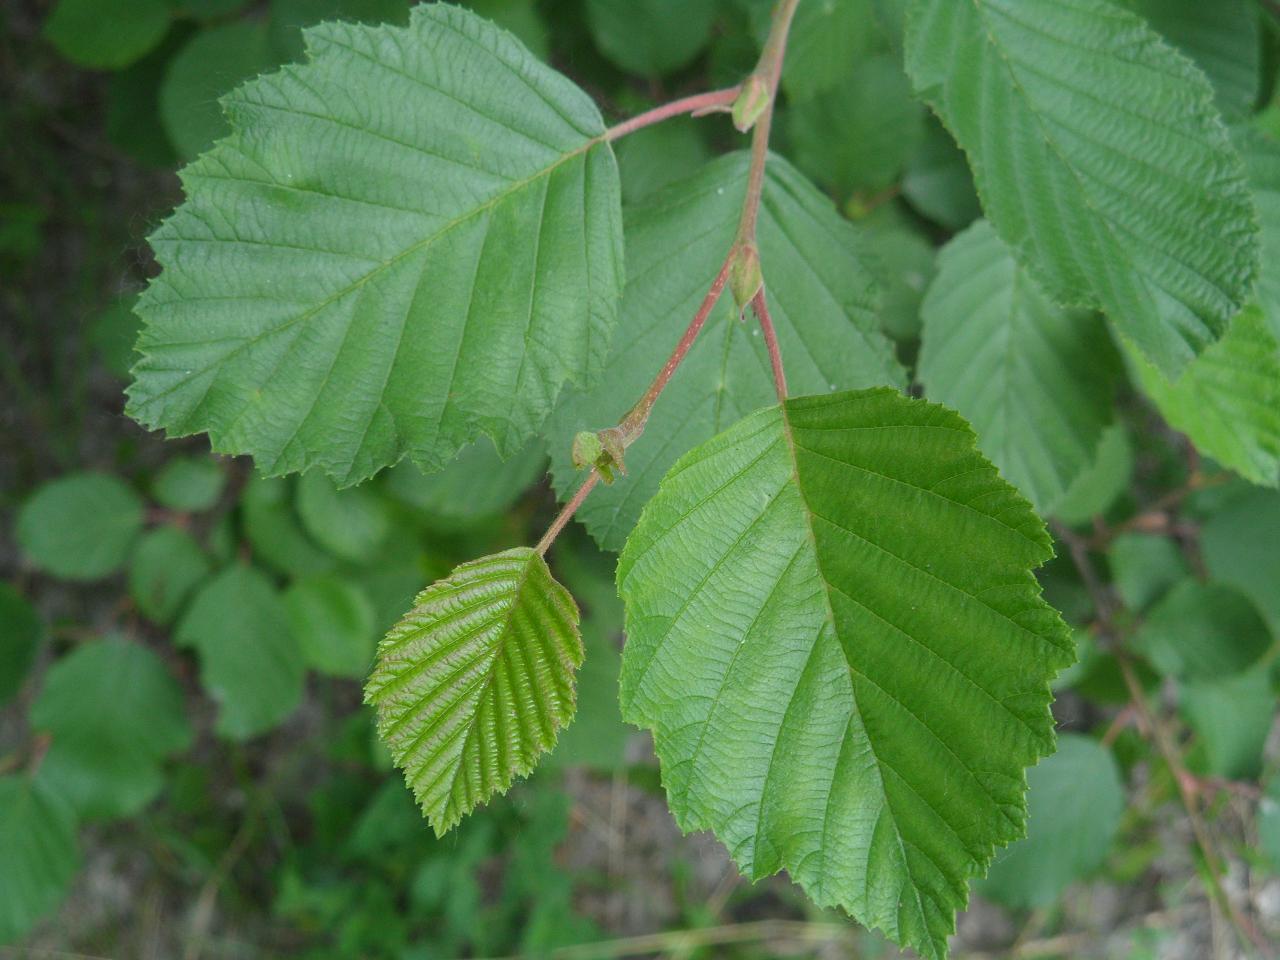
[0,584,43,706]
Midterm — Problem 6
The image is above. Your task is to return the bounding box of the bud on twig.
[732,75,770,133]
[729,244,764,313]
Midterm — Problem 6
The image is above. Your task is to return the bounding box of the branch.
[604,86,742,142]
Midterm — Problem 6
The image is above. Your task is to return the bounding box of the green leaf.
[584,0,717,75]
[152,456,227,512]
[128,526,213,624]
[132,5,624,484]
[0,776,79,944]
[779,0,882,101]
[1200,488,1280,629]
[1107,533,1189,614]
[268,0,411,61]
[171,0,252,19]
[0,584,43,706]
[1051,424,1134,526]
[919,221,1120,514]
[464,0,549,61]
[177,565,305,739]
[901,119,980,232]
[549,153,905,551]
[89,294,143,378]
[383,438,545,526]
[1117,0,1260,120]
[32,637,193,819]
[788,53,924,200]
[976,735,1124,909]
[1262,775,1280,873]
[241,476,337,576]
[862,209,936,342]
[905,0,1259,375]
[1132,580,1272,681]
[1240,128,1280,344]
[16,472,145,581]
[1181,667,1274,781]
[44,0,170,69]
[366,548,582,834]
[159,21,278,160]
[296,472,391,563]
[285,576,378,678]
[617,388,1072,960]
[1125,307,1280,488]
[615,117,711,206]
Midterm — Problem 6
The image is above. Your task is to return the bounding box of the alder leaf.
[617,388,1073,960]
[366,547,583,835]
[919,221,1121,514]
[548,153,905,551]
[905,0,1258,375]
[129,4,624,485]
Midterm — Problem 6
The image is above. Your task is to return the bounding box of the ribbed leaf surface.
[905,0,1258,375]
[618,389,1073,960]
[919,221,1120,513]
[548,153,905,551]
[128,4,623,483]
[366,547,582,834]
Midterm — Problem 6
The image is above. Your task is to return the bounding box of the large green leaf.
[366,548,582,834]
[177,565,305,738]
[919,221,1120,514]
[976,735,1124,908]
[905,0,1258,375]
[548,153,905,551]
[1117,0,1260,120]
[130,4,624,485]
[0,777,79,944]
[1126,307,1280,488]
[31,637,193,820]
[617,388,1072,960]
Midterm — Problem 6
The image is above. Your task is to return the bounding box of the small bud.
[732,75,770,133]
[571,431,603,470]
[729,245,764,312]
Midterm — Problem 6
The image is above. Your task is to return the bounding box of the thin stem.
[750,288,788,400]
[604,86,742,142]
[536,470,600,556]
[619,256,735,437]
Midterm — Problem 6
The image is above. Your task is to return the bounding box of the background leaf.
[43,0,171,70]
[919,221,1120,514]
[618,389,1072,960]
[151,455,226,512]
[905,0,1258,374]
[584,0,717,75]
[130,5,624,485]
[0,777,79,943]
[0,585,43,706]
[366,548,582,834]
[285,576,378,678]
[16,472,145,581]
[128,526,213,624]
[1132,580,1272,681]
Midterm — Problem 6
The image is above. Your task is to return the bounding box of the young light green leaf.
[905,0,1258,375]
[976,735,1124,909]
[1125,308,1280,488]
[285,576,378,678]
[128,526,213,624]
[44,0,170,69]
[618,388,1073,960]
[16,472,145,581]
[584,0,717,75]
[366,548,582,835]
[177,565,305,739]
[1116,0,1260,120]
[0,776,79,944]
[549,153,905,551]
[151,456,226,512]
[919,221,1120,514]
[31,636,193,820]
[1132,580,1272,681]
[0,584,43,707]
[130,4,624,485]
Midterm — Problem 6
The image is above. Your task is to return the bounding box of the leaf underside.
[366,547,583,835]
[128,4,623,484]
[919,220,1120,514]
[617,388,1073,960]
[906,0,1258,376]
[549,151,905,551]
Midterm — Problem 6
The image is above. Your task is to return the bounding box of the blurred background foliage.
[3,1,1280,958]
